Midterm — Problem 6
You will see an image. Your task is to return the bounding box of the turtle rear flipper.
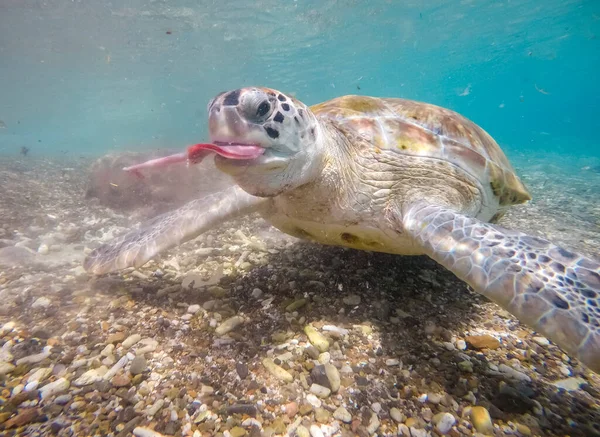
[401,203,600,372]
[84,186,265,275]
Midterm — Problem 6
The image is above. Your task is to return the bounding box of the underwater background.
[0,0,599,159]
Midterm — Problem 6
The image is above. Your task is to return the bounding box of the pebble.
[333,406,352,423]
[433,412,456,434]
[122,334,142,349]
[230,426,246,437]
[187,304,201,314]
[133,427,165,437]
[215,315,244,335]
[104,356,128,380]
[135,338,158,355]
[498,364,531,382]
[112,373,131,387]
[310,383,331,398]
[31,296,51,309]
[107,332,126,344]
[27,367,52,385]
[296,425,310,437]
[465,334,500,350]
[385,358,401,366]
[552,377,585,391]
[263,358,293,383]
[366,412,380,435]
[314,408,330,423]
[304,326,329,352]
[236,362,249,379]
[310,424,325,437]
[470,406,493,434]
[322,325,349,337]
[324,363,340,392]
[532,336,550,346]
[40,378,71,399]
[0,362,15,376]
[251,288,264,298]
[74,366,107,386]
[455,339,467,350]
[306,393,322,408]
[390,407,405,423]
[130,356,147,375]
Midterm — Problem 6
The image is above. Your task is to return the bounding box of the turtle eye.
[256,101,271,118]
[240,89,273,123]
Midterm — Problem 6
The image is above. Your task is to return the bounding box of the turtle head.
[207,87,325,197]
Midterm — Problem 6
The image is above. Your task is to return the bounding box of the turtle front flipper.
[401,203,600,373]
[84,186,266,275]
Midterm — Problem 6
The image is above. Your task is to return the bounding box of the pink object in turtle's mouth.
[123,142,265,178]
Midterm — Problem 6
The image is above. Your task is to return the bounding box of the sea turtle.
[84,87,600,372]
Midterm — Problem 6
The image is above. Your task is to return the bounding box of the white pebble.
[456,339,467,350]
[104,356,128,380]
[133,427,165,437]
[385,358,401,366]
[310,383,331,398]
[24,381,39,392]
[40,377,70,400]
[310,425,325,437]
[371,402,382,413]
[532,336,550,346]
[187,304,201,314]
[37,244,49,255]
[434,412,456,434]
[251,288,263,298]
[322,325,349,336]
[306,393,322,408]
[333,406,352,423]
[32,297,51,309]
[122,334,142,349]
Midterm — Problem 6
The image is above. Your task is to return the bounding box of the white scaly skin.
[85,87,600,372]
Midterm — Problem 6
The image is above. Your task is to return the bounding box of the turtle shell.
[310,95,531,210]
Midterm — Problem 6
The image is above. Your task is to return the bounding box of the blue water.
[0,0,598,158]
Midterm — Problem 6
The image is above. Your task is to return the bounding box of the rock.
[135,338,158,355]
[456,339,467,350]
[122,334,142,349]
[333,406,352,423]
[3,408,42,429]
[304,326,329,352]
[230,426,246,437]
[285,298,307,312]
[322,325,349,337]
[309,424,324,437]
[262,358,293,383]
[31,297,51,309]
[236,362,249,379]
[187,304,201,314]
[314,407,330,423]
[226,404,258,417]
[215,316,244,335]
[552,377,585,391]
[129,356,147,375]
[74,366,108,386]
[389,407,405,423]
[465,335,500,350]
[16,348,51,365]
[433,412,456,434]
[366,412,380,435]
[0,362,15,376]
[458,361,473,372]
[310,383,331,398]
[497,364,531,382]
[385,358,401,366]
[39,377,70,400]
[470,406,493,434]
[251,288,263,298]
[296,425,310,437]
[133,427,166,437]
[306,394,322,409]
[285,401,298,418]
[107,332,126,344]
[532,336,550,346]
[342,294,361,305]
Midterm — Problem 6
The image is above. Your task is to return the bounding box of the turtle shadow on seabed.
[80,231,600,437]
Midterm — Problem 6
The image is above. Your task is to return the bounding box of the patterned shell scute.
[310,95,531,207]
